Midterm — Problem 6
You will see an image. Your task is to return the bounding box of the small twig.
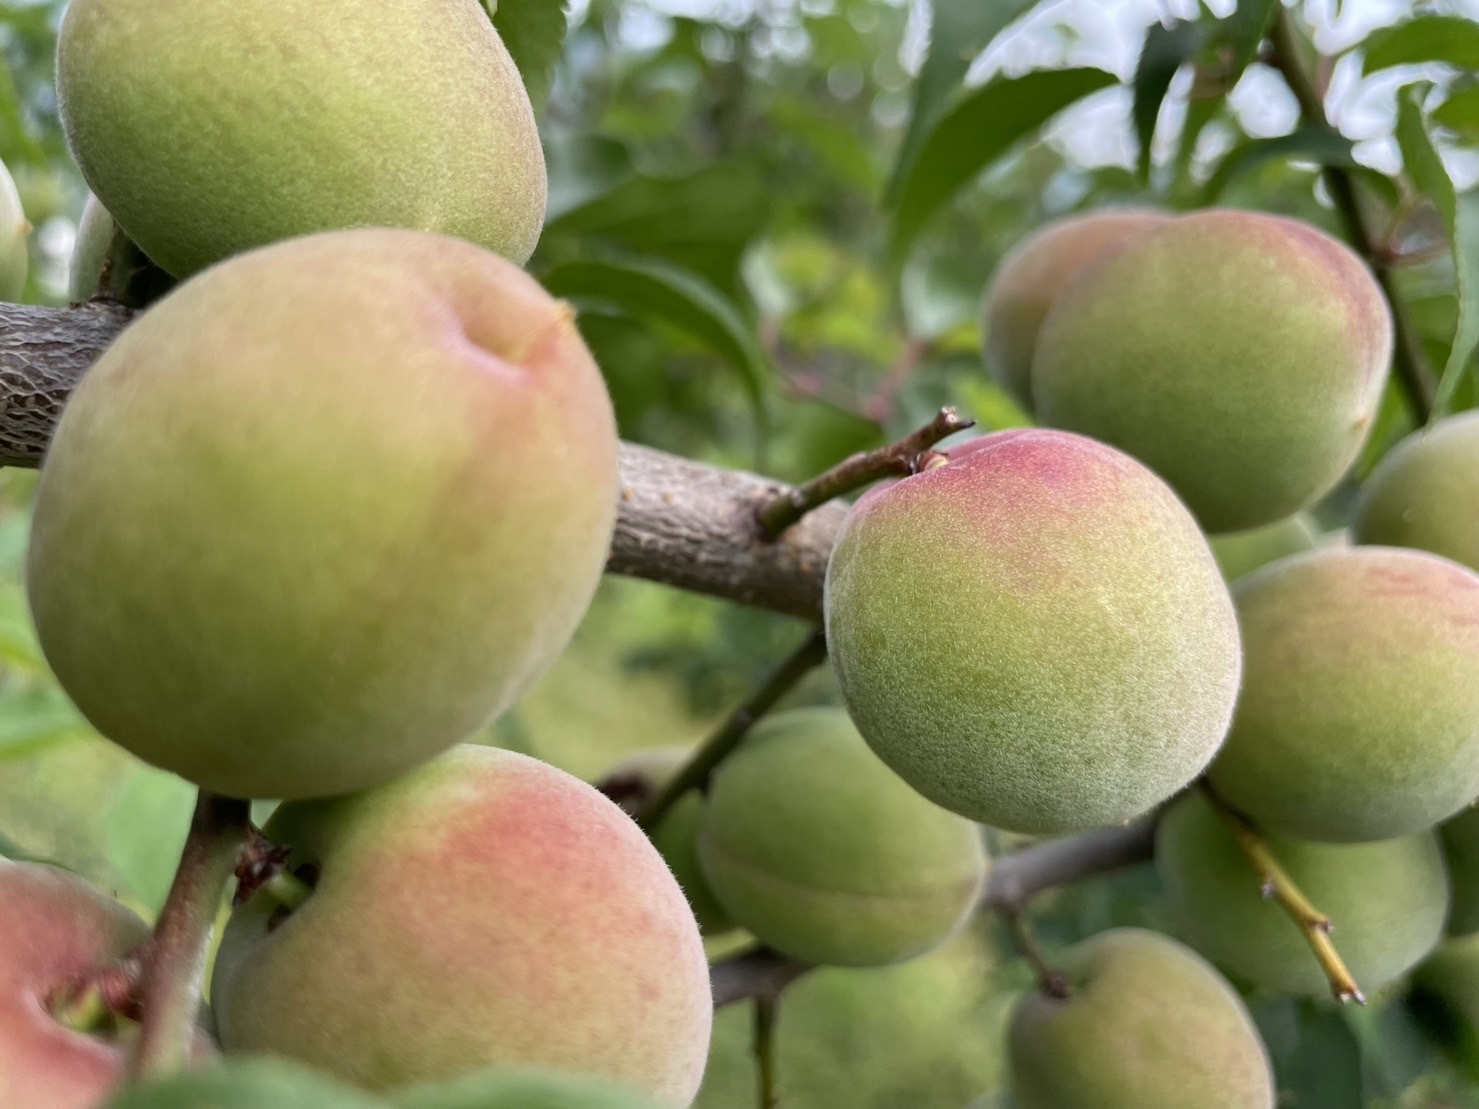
[1201,783,1365,1004]
[753,995,781,1109]
[708,823,1155,1008]
[130,791,253,1077]
[1267,8,1435,420]
[1000,908,1072,999]
[754,407,974,538]
[636,629,829,833]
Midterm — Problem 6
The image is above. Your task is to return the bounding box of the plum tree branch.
[708,822,1156,1008]
[0,299,846,621]
[1267,8,1435,420]
[635,628,829,832]
[131,791,253,1077]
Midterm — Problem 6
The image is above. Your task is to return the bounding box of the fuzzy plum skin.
[1032,209,1391,532]
[0,861,215,1109]
[1207,546,1479,842]
[824,429,1241,834]
[1354,409,1479,572]
[696,708,986,967]
[57,0,546,276]
[27,229,619,801]
[981,209,1166,407]
[1156,792,1449,996]
[1008,929,1274,1109]
[211,745,712,1100]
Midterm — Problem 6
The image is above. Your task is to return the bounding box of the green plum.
[103,1058,390,1108]
[1207,546,1479,841]
[57,0,546,276]
[28,229,619,801]
[1033,209,1391,531]
[1156,791,1449,996]
[981,209,1166,407]
[1207,513,1318,582]
[1007,929,1274,1108]
[0,157,28,301]
[1354,409,1479,572]
[696,708,986,966]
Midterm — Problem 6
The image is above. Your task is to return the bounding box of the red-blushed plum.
[695,708,986,967]
[210,745,712,1100]
[27,229,619,801]
[57,0,546,276]
[1032,209,1391,532]
[597,746,735,937]
[1207,546,1479,842]
[1354,409,1479,572]
[1007,929,1275,1109]
[824,429,1241,834]
[1156,791,1449,996]
[981,209,1167,407]
[0,861,215,1109]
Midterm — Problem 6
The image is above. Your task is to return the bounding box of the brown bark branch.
[0,300,846,621]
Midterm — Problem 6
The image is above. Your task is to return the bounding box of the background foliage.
[3,0,1479,1104]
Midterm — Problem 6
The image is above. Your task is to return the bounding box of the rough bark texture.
[0,300,844,619]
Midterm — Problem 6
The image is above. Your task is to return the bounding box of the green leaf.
[1229,0,1280,75]
[104,768,196,915]
[482,0,568,110]
[1132,20,1204,182]
[543,131,636,223]
[1250,996,1366,1109]
[1198,124,1357,204]
[541,256,768,410]
[0,685,90,761]
[884,0,1042,205]
[1362,16,1479,75]
[888,68,1118,268]
[1395,85,1479,418]
[1434,86,1479,143]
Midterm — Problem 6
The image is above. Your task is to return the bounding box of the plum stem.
[1201,782,1366,1005]
[752,995,781,1109]
[1002,908,1073,1000]
[709,823,1155,1008]
[636,629,828,833]
[1267,7,1435,421]
[753,406,975,538]
[130,791,253,1078]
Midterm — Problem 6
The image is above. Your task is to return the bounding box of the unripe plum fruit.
[396,1066,661,1109]
[103,1058,390,1109]
[0,158,27,301]
[1354,409,1479,572]
[1032,209,1391,532]
[0,860,216,1109]
[1156,791,1449,996]
[1207,546,1479,842]
[598,746,735,936]
[1007,928,1275,1109]
[1441,807,1479,936]
[27,229,619,801]
[695,708,986,967]
[211,744,712,1100]
[1207,512,1318,583]
[67,194,115,303]
[57,0,546,277]
[824,428,1240,834]
[981,209,1166,407]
